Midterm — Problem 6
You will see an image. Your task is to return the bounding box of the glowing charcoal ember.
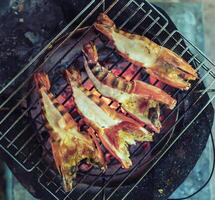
[111,64,141,81]
[79,163,93,172]
[149,76,165,89]
[57,94,74,110]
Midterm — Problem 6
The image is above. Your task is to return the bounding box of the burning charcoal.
[79,163,93,172]
[105,153,112,164]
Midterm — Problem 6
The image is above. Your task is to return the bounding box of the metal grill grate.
[0,0,215,199]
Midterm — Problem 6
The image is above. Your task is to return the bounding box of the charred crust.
[53,101,60,108]
[121,81,129,92]
[42,114,49,125]
[97,69,109,81]
[60,109,68,117]
[125,81,133,93]
[87,94,94,100]
[97,100,104,108]
[128,34,135,40]
[115,28,120,33]
[111,77,119,88]
[92,67,100,77]
[104,72,114,84]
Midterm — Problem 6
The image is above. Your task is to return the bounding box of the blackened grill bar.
[0,0,214,200]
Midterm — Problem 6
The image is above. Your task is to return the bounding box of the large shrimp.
[94,13,198,90]
[65,68,153,169]
[34,72,106,191]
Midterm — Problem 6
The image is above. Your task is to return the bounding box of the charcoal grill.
[0,0,215,199]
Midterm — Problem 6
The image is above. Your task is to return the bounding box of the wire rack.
[0,0,215,199]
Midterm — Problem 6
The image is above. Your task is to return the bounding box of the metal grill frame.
[0,0,215,199]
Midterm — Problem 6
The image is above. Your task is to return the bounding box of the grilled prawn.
[34,72,106,192]
[94,13,198,90]
[83,43,176,133]
[65,68,153,169]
